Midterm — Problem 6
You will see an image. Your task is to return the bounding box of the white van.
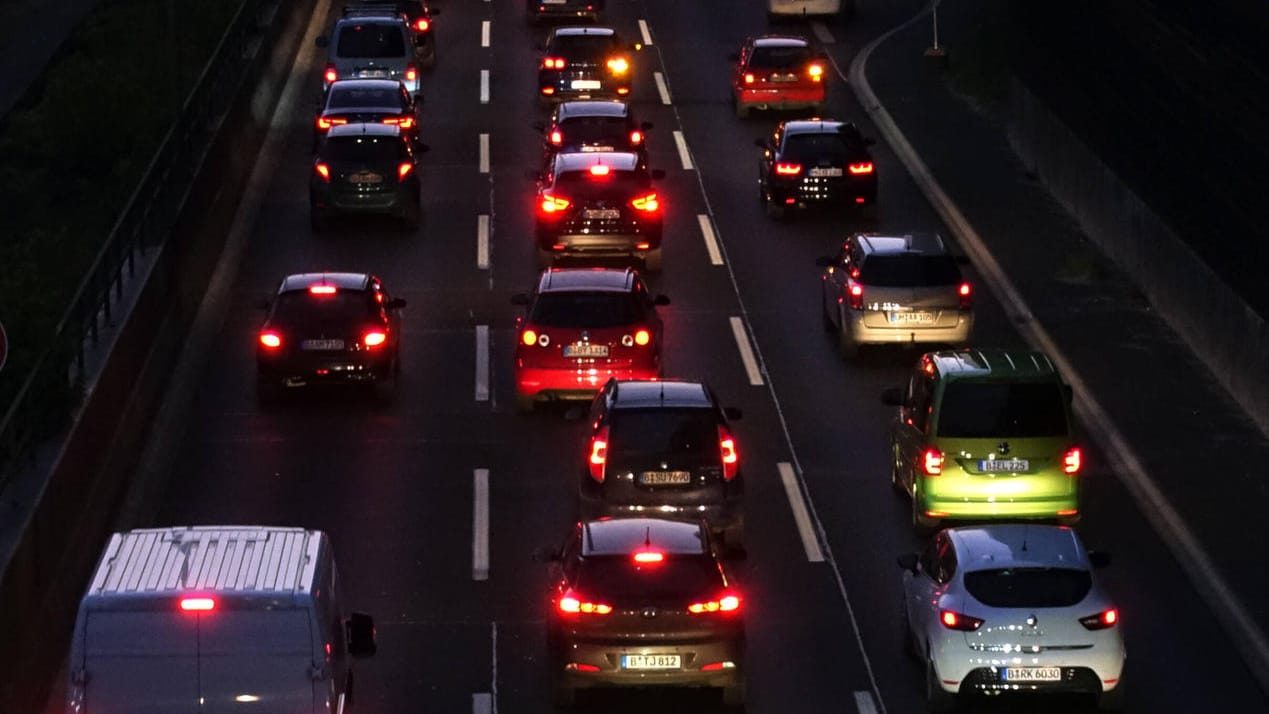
[66,526,376,714]
[768,0,852,18]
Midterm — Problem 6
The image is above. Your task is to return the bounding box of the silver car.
[317,12,421,94]
[816,231,974,358]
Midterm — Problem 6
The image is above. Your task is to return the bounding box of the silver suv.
[317,12,421,94]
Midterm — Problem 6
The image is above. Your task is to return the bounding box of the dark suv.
[579,379,745,546]
[310,124,423,231]
[538,26,636,103]
[536,100,652,167]
[528,0,605,24]
[346,1,439,66]
[756,118,877,218]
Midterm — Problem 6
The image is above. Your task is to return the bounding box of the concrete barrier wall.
[0,0,315,709]
[1008,78,1269,437]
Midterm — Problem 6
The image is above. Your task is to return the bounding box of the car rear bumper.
[578,485,744,533]
[557,638,743,690]
[767,178,876,207]
[737,86,824,108]
[258,356,393,387]
[918,488,1079,521]
[517,364,659,399]
[847,314,973,345]
[538,231,662,260]
[539,74,629,101]
[312,187,415,215]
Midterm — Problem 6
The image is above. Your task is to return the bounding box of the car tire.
[734,97,750,119]
[537,247,555,269]
[810,103,826,117]
[820,289,835,333]
[721,683,746,708]
[722,522,745,549]
[764,196,785,219]
[515,392,535,414]
[900,599,919,660]
[400,201,421,232]
[1098,677,1126,711]
[890,449,908,495]
[911,485,939,536]
[925,654,956,713]
[837,324,859,360]
[643,248,663,272]
[256,378,283,408]
[553,683,576,709]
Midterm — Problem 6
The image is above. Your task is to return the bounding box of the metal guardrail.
[0,0,281,486]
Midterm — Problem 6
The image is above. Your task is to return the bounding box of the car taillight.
[1079,608,1118,630]
[398,162,414,180]
[324,64,337,84]
[634,329,651,346]
[316,116,347,131]
[405,63,418,82]
[689,592,741,614]
[309,284,337,295]
[808,63,824,81]
[521,328,540,347]
[629,130,643,145]
[607,57,629,74]
[543,57,566,70]
[719,426,738,481]
[775,162,802,176]
[631,193,659,212]
[414,17,430,32]
[588,425,608,483]
[180,597,216,612]
[958,282,972,309]
[848,162,874,175]
[559,589,611,615]
[363,330,387,348]
[540,194,571,214]
[314,163,331,182]
[589,164,611,177]
[1063,447,1082,475]
[633,550,664,564]
[846,284,863,309]
[549,129,563,145]
[259,331,282,349]
[922,448,944,475]
[940,609,984,631]
[743,72,755,84]
[383,116,415,129]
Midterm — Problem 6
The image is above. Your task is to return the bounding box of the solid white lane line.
[481,20,490,48]
[811,21,835,44]
[638,19,653,47]
[653,71,672,106]
[477,214,490,269]
[479,133,490,174]
[490,622,499,711]
[728,316,763,386]
[697,214,723,265]
[475,325,490,401]
[480,69,490,104]
[779,463,824,562]
[472,693,492,714]
[854,691,879,714]
[672,130,694,170]
[473,469,490,580]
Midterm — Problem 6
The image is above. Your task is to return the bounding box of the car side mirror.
[652,294,670,306]
[346,612,377,657]
[814,255,834,267]
[1087,551,1111,569]
[640,121,654,131]
[532,120,545,132]
[387,297,407,309]
[650,169,666,181]
[510,293,530,306]
[897,552,919,573]
[723,407,742,421]
[315,36,329,49]
[727,52,740,62]
[881,387,906,407]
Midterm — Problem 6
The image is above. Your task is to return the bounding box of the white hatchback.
[898,525,1125,711]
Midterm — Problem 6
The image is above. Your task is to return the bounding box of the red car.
[511,268,669,412]
[729,35,826,119]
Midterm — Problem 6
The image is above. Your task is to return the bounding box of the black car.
[310,124,423,231]
[344,1,439,66]
[534,152,665,270]
[256,272,406,399]
[543,517,746,707]
[579,379,745,546]
[538,26,636,104]
[755,118,878,218]
[315,79,420,150]
[535,100,652,167]
[528,0,605,24]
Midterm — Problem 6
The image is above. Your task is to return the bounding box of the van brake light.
[180,597,215,612]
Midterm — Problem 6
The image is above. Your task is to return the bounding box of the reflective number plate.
[581,145,615,152]
[1003,667,1061,682]
[571,79,602,90]
[888,311,935,324]
[349,172,383,184]
[563,343,609,358]
[357,69,389,78]
[979,459,1029,473]
[809,167,844,178]
[771,73,798,82]
[301,339,345,351]
[584,209,621,219]
[622,654,681,670]
[640,471,692,485]
[543,0,567,4]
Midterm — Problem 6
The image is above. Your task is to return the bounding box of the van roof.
[85,526,322,604]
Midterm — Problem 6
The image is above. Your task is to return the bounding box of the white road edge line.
[475,325,490,401]
[477,214,490,269]
[480,69,490,104]
[696,214,723,266]
[481,20,491,48]
[473,469,490,580]
[490,622,499,714]
[778,463,824,562]
[854,691,879,714]
[478,133,490,174]
[472,693,492,714]
[653,71,672,106]
[672,130,694,170]
[638,19,653,47]
[848,0,1269,696]
[811,21,835,45]
[728,317,763,386]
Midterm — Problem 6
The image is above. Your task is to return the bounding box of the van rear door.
[198,609,318,714]
[82,610,200,714]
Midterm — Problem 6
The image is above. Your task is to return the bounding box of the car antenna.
[1021,525,1029,552]
[644,526,651,548]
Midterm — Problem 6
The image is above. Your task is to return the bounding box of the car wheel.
[553,684,576,709]
[925,654,956,713]
[890,449,908,495]
[400,200,421,232]
[536,247,555,269]
[721,683,746,708]
[764,196,785,219]
[900,599,919,660]
[643,248,663,272]
[810,103,826,117]
[837,323,859,360]
[256,378,283,408]
[514,392,535,414]
[734,97,750,119]
[820,288,835,333]
[723,522,745,549]
[911,485,939,536]
[1098,676,1125,711]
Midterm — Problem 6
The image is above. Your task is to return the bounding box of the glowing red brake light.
[588,425,608,482]
[719,426,738,481]
[324,64,337,84]
[180,597,215,612]
[589,164,611,177]
[847,284,863,309]
[848,162,874,175]
[405,63,418,82]
[940,609,984,631]
[775,162,802,176]
[314,163,331,182]
[398,162,414,179]
[743,73,755,84]
[259,332,282,349]
[1080,608,1118,630]
[808,63,824,81]
[540,194,571,213]
[543,57,566,70]
[383,116,415,129]
[363,330,387,347]
[1063,447,1082,475]
[689,592,741,614]
[629,130,643,145]
[521,329,539,347]
[559,590,612,615]
[958,282,972,309]
[316,116,347,131]
[414,18,430,32]
[633,551,664,564]
[633,329,651,346]
[922,448,944,475]
[631,193,659,212]
[309,285,337,295]
[549,129,563,145]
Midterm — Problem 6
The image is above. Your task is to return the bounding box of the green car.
[882,348,1082,534]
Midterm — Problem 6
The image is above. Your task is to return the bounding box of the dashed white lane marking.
[638,19,653,47]
[654,71,672,105]
[473,469,490,580]
[854,691,879,714]
[697,214,723,266]
[478,133,490,174]
[481,20,490,48]
[480,69,490,104]
[672,130,694,170]
[472,693,492,714]
[779,462,825,562]
[475,325,490,401]
[728,316,763,386]
[811,21,835,44]
[477,214,490,269]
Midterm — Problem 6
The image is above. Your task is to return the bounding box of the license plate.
[809,167,844,177]
[622,654,681,670]
[349,172,383,184]
[771,73,798,82]
[979,458,1029,472]
[1003,667,1061,682]
[888,311,935,324]
[356,69,389,78]
[543,0,567,4]
[584,208,621,220]
[571,79,602,90]
[581,145,615,152]
[640,471,692,485]
[563,343,609,358]
[301,339,345,351]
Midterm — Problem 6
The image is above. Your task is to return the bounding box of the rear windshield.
[554,170,650,200]
[558,117,628,145]
[859,254,962,286]
[328,86,404,110]
[320,136,403,162]
[529,292,644,327]
[577,555,723,601]
[273,291,380,325]
[336,23,407,58]
[749,45,812,68]
[611,408,718,459]
[964,567,1092,608]
[781,133,859,163]
[937,381,1069,438]
[551,35,619,61]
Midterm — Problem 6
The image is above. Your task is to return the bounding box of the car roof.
[553,151,640,173]
[279,272,371,293]
[923,348,1060,380]
[751,35,811,48]
[537,267,636,293]
[582,518,707,556]
[948,525,1089,572]
[611,379,713,409]
[328,78,403,91]
[557,100,630,120]
[855,232,948,256]
[335,13,406,27]
[551,25,617,38]
[782,119,854,136]
[326,122,403,138]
